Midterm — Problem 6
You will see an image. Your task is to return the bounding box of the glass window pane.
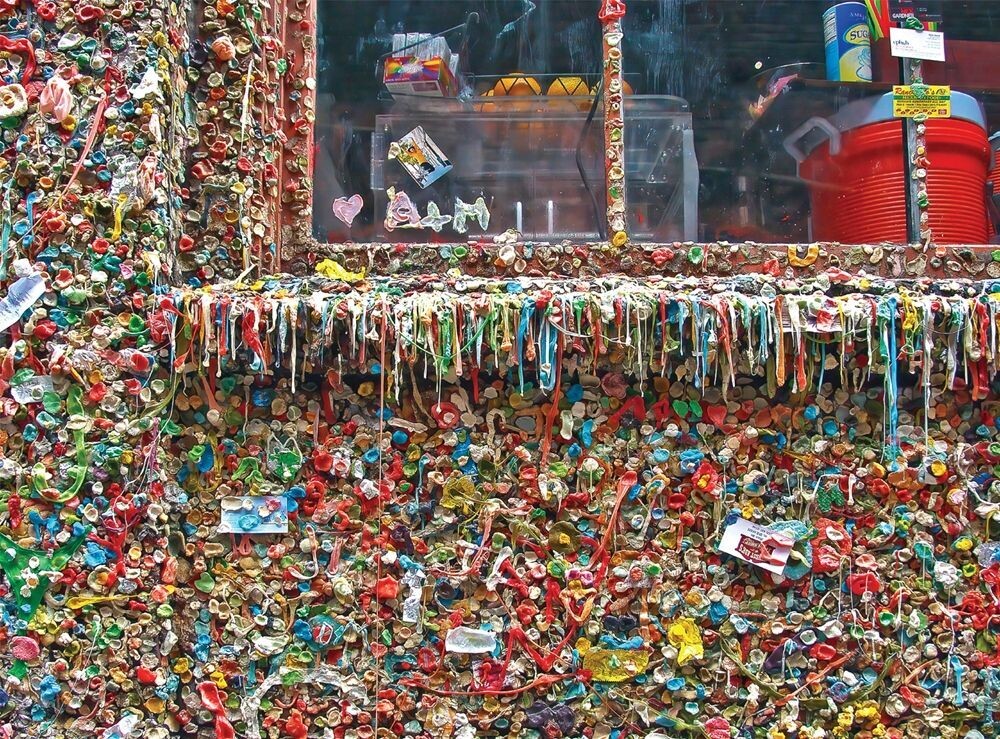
[315,1,609,243]
[314,1,998,246]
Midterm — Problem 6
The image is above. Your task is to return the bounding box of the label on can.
[844,23,871,46]
[824,3,873,82]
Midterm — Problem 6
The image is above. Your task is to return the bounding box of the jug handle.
[988,132,1000,173]
[783,117,842,164]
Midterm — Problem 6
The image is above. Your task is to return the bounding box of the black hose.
[577,76,606,239]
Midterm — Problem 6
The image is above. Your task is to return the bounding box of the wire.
[578,76,605,239]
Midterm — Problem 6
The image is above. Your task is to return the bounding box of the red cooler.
[989,132,1000,239]
[988,132,1000,195]
[784,92,990,244]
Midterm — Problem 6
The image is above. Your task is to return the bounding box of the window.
[312,0,1000,246]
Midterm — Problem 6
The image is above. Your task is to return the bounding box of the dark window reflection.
[315,0,1000,245]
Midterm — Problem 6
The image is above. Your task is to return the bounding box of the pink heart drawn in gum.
[332,194,363,226]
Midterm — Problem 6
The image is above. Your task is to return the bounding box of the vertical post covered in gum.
[600,0,628,248]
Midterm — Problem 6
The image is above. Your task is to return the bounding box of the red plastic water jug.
[785,92,990,244]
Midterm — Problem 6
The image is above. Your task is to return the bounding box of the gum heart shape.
[194,572,215,593]
[672,399,690,418]
[705,404,727,426]
[332,194,363,226]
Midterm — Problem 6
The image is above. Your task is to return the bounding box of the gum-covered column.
[600,0,628,248]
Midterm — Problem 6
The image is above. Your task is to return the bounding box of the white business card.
[890,27,946,62]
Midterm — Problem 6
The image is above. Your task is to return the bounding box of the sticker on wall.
[218,496,289,534]
[893,84,951,118]
[719,517,794,574]
[388,125,452,188]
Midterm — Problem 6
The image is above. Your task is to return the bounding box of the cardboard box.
[384,56,459,98]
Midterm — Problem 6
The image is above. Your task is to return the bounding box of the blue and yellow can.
[823,2,872,82]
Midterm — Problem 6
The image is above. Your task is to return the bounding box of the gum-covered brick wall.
[0,1,1000,739]
[0,0,189,730]
[159,271,1000,739]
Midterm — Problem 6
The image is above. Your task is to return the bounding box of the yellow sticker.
[893,85,951,118]
[582,648,650,682]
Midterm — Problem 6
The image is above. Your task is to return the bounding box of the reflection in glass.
[314,1,1000,246]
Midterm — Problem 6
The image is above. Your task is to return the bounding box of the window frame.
[271,0,320,273]
[275,0,988,275]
